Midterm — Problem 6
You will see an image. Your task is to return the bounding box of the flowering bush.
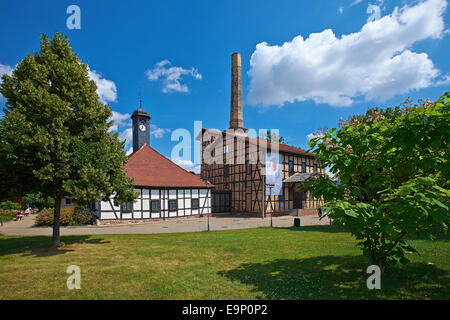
[0,209,17,222]
[72,207,93,225]
[35,207,72,226]
[35,206,93,227]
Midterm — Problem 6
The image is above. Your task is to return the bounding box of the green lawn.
[0,226,449,299]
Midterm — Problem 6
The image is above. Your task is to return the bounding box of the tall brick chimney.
[229,52,244,130]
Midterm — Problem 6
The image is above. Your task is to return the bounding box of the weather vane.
[139,91,143,110]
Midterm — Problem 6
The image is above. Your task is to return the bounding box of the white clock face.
[139,124,146,131]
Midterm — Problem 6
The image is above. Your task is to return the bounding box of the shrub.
[306,93,449,271]
[72,206,93,225]
[1,201,22,210]
[35,206,92,227]
[0,209,17,222]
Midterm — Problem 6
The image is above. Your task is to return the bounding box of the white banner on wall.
[265,152,282,196]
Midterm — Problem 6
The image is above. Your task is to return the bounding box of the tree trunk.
[52,195,62,248]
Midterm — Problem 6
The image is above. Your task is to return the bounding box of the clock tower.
[131,97,151,153]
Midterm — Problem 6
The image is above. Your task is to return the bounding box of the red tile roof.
[246,136,313,156]
[199,128,315,156]
[126,144,210,188]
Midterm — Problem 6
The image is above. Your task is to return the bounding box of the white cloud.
[119,127,133,148]
[109,110,131,131]
[0,63,13,79]
[339,0,363,14]
[434,74,450,86]
[306,132,325,141]
[367,3,382,22]
[145,60,202,93]
[248,0,448,107]
[173,158,201,174]
[150,124,170,139]
[88,69,117,103]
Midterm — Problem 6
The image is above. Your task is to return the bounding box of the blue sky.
[1,0,449,172]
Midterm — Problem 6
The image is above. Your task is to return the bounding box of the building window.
[150,200,161,212]
[223,145,228,153]
[224,165,229,178]
[168,200,177,211]
[289,160,294,174]
[302,162,306,173]
[246,161,252,175]
[65,198,72,205]
[121,203,133,213]
[310,192,314,201]
[313,164,318,172]
[192,198,199,209]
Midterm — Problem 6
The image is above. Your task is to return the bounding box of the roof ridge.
[127,143,147,160]
[128,143,205,185]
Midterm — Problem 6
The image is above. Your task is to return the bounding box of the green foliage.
[305,92,450,271]
[0,200,22,210]
[259,129,287,144]
[0,209,18,222]
[0,32,136,246]
[22,192,55,210]
[72,206,93,225]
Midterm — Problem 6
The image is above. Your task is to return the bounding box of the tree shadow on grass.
[286,225,450,242]
[282,225,347,234]
[0,235,110,257]
[218,255,450,300]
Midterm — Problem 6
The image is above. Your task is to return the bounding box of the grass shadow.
[0,235,110,257]
[282,224,348,234]
[218,255,450,299]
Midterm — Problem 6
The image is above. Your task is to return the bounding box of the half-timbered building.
[197,53,324,216]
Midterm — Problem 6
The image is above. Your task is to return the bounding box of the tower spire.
[131,92,151,152]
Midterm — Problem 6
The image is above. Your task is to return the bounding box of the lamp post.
[204,180,212,232]
[261,165,265,220]
[266,183,275,227]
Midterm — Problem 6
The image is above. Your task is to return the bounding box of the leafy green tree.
[0,119,24,201]
[0,32,136,248]
[22,191,55,210]
[306,93,449,272]
[260,129,286,144]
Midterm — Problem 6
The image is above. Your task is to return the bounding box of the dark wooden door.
[293,191,306,209]
[212,191,231,213]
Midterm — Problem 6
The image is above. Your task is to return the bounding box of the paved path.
[0,214,331,236]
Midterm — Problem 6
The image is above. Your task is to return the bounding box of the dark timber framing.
[200,130,325,214]
[97,186,212,221]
